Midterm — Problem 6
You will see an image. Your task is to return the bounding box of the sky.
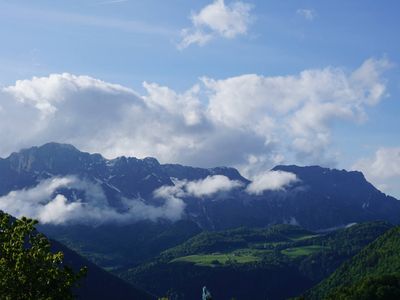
[0,0,399,198]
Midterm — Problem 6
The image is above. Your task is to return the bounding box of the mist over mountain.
[0,142,398,231]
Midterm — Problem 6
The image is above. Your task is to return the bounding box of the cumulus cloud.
[0,58,391,176]
[296,9,316,21]
[203,58,391,166]
[353,147,400,198]
[0,176,186,225]
[246,171,298,195]
[178,0,253,49]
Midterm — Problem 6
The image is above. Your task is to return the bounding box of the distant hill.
[305,225,400,299]
[121,222,391,300]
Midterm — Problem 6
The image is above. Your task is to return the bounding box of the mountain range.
[1,142,399,232]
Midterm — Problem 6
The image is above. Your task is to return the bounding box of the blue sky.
[2,1,399,88]
[0,0,399,197]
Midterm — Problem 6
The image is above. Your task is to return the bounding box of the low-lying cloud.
[0,175,242,225]
[0,176,186,225]
[246,171,298,195]
[155,175,242,200]
[183,175,243,197]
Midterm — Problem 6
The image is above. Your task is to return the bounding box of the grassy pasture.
[281,245,326,257]
[171,252,261,266]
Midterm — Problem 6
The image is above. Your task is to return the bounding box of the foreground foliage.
[0,213,86,300]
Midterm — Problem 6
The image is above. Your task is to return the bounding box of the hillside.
[42,219,202,270]
[121,222,391,300]
[51,240,155,300]
[305,226,400,299]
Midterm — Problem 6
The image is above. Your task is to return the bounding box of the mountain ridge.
[1,142,394,197]
[0,142,398,231]
[3,142,247,181]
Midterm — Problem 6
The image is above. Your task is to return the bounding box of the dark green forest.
[305,226,400,299]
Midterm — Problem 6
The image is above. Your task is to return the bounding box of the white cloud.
[4,73,136,116]
[203,58,390,165]
[353,147,400,198]
[179,29,214,49]
[296,9,316,21]
[0,176,186,225]
[246,171,298,195]
[154,175,242,199]
[142,81,204,126]
[37,194,83,225]
[185,175,243,197]
[121,195,185,223]
[178,0,253,49]
[0,58,390,176]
